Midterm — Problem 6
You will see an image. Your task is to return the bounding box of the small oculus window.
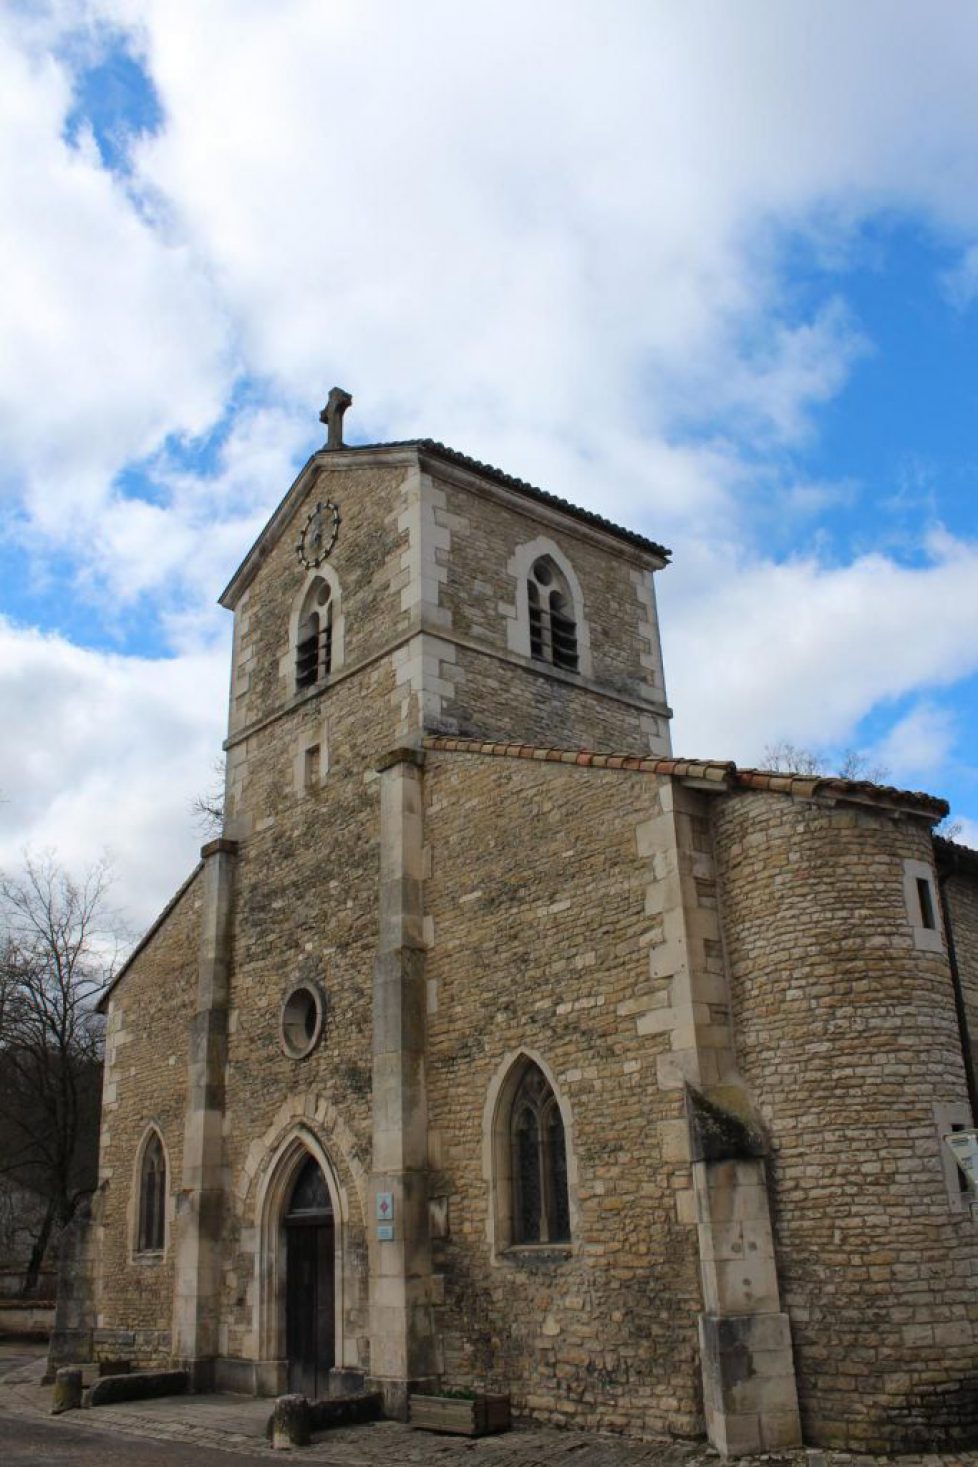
[280,981,326,1059]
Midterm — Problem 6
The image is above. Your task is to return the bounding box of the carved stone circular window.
[280,982,325,1059]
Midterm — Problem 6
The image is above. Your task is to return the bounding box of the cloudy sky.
[2,0,978,929]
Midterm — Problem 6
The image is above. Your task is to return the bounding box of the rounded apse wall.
[712,791,978,1452]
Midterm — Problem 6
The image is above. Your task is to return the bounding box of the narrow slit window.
[304,744,321,791]
[916,877,937,931]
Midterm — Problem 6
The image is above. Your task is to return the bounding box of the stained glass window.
[509,1063,571,1244]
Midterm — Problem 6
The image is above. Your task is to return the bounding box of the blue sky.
[2,2,978,924]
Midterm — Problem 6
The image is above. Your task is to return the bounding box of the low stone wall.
[84,1369,189,1408]
[0,1269,57,1298]
[0,1300,55,1337]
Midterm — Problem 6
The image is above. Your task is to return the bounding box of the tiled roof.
[346,439,671,560]
[422,736,949,820]
[936,835,978,878]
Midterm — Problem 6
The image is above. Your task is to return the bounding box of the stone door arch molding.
[255,1124,353,1389]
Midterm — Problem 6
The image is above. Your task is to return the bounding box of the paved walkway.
[2,1344,978,1467]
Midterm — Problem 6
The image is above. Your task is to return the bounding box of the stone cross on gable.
[320,386,353,450]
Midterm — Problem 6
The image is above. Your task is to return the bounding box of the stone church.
[53,391,978,1454]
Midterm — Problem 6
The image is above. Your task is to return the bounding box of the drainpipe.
[937,861,978,1126]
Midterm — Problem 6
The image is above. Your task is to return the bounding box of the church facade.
[54,396,978,1454]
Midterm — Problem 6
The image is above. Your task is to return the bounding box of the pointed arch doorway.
[284,1154,335,1397]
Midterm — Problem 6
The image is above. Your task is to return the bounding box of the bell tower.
[218,390,672,842]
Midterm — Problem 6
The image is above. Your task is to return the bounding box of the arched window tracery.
[509,1062,570,1244]
[527,557,579,673]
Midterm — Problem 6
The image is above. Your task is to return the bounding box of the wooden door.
[286,1218,335,1398]
[284,1157,335,1400]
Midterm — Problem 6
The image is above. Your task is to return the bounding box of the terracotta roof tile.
[422,736,948,820]
[345,439,670,560]
[935,835,978,877]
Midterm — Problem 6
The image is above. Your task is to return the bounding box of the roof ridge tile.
[420,736,947,818]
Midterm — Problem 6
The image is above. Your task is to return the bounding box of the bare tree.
[762,740,964,840]
[0,854,127,1294]
[761,740,825,777]
[762,740,890,785]
[190,758,226,838]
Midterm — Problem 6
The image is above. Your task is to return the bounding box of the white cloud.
[871,702,958,783]
[105,0,978,456]
[664,535,978,773]
[942,244,978,310]
[83,402,314,626]
[0,618,227,929]
[0,16,233,524]
[951,817,978,853]
[3,1,978,915]
[5,0,978,561]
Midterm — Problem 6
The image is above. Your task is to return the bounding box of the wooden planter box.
[408,1392,511,1436]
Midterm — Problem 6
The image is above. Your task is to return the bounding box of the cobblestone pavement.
[3,1346,978,1467]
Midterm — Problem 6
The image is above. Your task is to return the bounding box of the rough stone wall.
[215,663,392,1370]
[424,464,670,754]
[945,868,978,1095]
[713,792,978,1451]
[444,645,669,754]
[226,458,413,746]
[423,753,703,1438]
[96,871,202,1366]
[215,456,413,1375]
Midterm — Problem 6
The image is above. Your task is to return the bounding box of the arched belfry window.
[137,1131,166,1253]
[295,577,334,690]
[509,1062,570,1244]
[527,558,579,673]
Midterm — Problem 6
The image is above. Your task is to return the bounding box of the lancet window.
[137,1130,166,1253]
[509,1062,570,1244]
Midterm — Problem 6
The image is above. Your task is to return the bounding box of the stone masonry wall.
[444,644,669,754]
[422,463,671,754]
[226,458,413,744]
[215,664,396,1371]
[96,871,202,1366]
[214,456,423,1372]
[423,752,704,1438]
[713,792,978,1451]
